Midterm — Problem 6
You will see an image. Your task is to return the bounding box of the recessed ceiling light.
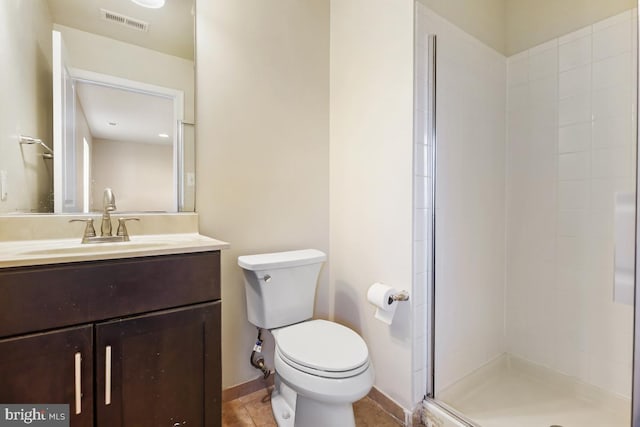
[158,133,169,138]
[131,0,165,9]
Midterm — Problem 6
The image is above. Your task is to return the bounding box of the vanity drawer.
[0,251,220,337]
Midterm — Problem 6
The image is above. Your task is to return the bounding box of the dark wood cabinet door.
[0,325,94,427]
[95,302,221,427]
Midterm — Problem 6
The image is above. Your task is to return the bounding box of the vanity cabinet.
[0,325,94,427]
[0,251,222,427]
[95,303,220,427]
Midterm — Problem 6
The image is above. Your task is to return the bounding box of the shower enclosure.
[414,1,639,426]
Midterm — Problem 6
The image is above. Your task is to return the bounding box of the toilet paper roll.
[367,282,398,325]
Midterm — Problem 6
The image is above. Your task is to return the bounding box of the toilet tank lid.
[238,249,327,270]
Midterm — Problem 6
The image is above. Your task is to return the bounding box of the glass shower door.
[415,1,639,426]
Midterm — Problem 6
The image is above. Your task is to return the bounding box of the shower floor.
[437,355,630,427]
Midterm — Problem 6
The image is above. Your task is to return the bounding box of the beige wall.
[417,0,506,53]
[0,0,53,213]
[54,24,195,124]
[330,0,415,411]
[506,0,636,54]
[92,139,173,212]
[195,0,330,389]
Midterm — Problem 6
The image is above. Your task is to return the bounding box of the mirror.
[0,0,195,214]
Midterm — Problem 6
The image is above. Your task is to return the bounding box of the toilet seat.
[274,319,369,379]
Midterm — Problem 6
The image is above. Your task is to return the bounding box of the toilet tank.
[238,249,326,329]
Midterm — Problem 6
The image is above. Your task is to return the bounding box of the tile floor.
[222,388,404,427]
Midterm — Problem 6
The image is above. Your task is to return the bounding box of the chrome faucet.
[101,188,116,236]
[70,188,140,244]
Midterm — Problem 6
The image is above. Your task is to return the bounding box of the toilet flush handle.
[260,274,272,283]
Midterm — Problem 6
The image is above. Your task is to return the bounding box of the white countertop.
[0,233,230,268]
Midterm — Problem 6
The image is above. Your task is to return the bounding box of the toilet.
[238,249,375,427]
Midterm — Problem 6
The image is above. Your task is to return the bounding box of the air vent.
[100,9,149,32]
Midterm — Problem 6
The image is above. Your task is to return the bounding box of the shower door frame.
[419,26,480,427]
[425,32,437,401]
[633,6,640,427]
[420,29,483,427]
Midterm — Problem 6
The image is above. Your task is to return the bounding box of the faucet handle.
[69,218,97,243]
[116,217,140,241]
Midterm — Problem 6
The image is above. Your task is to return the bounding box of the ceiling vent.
[100,9,149,32]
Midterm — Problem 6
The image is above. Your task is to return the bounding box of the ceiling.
[47,0,194,60]
[76,82,174,145]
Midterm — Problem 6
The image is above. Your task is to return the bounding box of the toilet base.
[271,376,296,427]
[270,374,357,427]
[294,395,356,427]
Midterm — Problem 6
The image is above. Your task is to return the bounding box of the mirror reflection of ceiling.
[75,83,174,145]
[46,0,194,60]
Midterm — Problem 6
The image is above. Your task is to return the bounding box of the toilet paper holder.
[389,291,410,304]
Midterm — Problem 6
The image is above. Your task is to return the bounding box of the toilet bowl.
[269,320,374,427]
[237,250,375,427]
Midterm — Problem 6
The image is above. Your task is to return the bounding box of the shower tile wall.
[506,10,637,398]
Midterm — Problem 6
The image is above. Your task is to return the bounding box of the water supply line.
[250,328,271,379]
